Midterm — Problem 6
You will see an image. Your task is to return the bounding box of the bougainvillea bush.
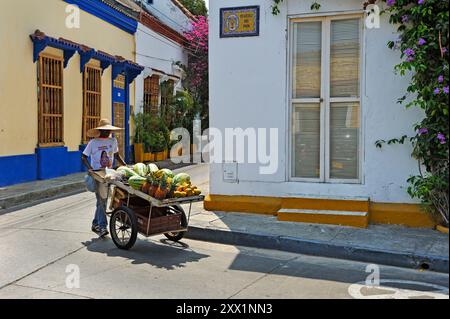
[272,0,449,225]
[183,15,209,129]
[384,0,449,226]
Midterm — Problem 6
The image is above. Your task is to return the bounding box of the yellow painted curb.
[436,225,449,234]
[204,194,436,229]
[369,202,436,228]
[204,195,280,215]
[277,211,369,228]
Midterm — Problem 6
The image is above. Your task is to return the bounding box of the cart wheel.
[164,205,188,242]
[110,206,138,250]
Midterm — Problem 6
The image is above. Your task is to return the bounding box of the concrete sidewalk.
[0,173,86,211]
[185,204,449,273]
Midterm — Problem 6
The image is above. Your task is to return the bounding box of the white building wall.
[142,0,192,33]
[135,22,188,114]
[209,0,423,203]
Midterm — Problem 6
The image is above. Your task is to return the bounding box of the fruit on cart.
[153,169,166,180]
[147,163,159,175]
[185,187,194,197]
[167,177,178,198]
[174,191,187,198]
[173,173,191,185]
[128,175,147,190]
[133,163,148,177]
[147,175,158,197]
[154,175,169,200]
[117,166,138,178]
[159,168,174,178]
[174,182,202,197]
[141,181,151,194]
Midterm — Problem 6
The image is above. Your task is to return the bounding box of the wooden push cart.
[90,170,205,250]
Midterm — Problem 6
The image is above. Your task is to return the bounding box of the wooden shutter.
[83,65,102,144]
[38,54,64,146]
[144,75,160,114]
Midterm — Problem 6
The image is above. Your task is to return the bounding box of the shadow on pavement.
[82,236,210,271]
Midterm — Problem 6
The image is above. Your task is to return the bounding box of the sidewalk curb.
[186,226,449,274]
[0,181,86,211]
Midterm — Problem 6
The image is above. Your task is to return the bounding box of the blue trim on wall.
[124,76,131,163]
[112,60,144,83]
[78,48,116,73]
[111,75,130,163]
[36,147,83,180]
[0,154,37,187]
[64,0,138,34]
[30,33,80,68]
[79,144,88,172]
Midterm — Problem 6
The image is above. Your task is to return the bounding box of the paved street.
[0,164,448,299]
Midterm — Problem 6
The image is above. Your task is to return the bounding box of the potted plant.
[134,112,170,163]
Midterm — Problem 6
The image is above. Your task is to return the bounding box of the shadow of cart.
[82,236,210,271]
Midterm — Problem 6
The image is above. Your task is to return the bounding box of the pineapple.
[154,175,169,200]
[147,175,159,197]
[167,178,177,198]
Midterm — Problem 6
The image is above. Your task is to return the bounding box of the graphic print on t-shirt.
[99,149,112,168]
[83,138,119,170]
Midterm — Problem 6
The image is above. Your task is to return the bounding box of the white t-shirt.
[83,138,119,170]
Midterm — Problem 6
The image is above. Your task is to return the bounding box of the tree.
[179,0,208,17]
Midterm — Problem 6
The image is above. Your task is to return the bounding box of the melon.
[159,168,174,178]
[133,163,148,176]
[173,173,191,185]
[117,166,138,178]
[128,175,147,190]
[147,163,159,175]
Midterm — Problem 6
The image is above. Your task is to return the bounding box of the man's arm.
[114,153,126,167]
[82,154,93,171]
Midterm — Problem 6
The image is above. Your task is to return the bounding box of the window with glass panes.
[290,15,362,182]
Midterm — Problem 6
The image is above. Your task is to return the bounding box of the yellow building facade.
[0,0,143,185]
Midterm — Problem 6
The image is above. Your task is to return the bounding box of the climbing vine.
[273,0,449,226]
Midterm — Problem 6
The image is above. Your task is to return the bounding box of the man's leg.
[85,175,99,231]
[95,192,108,233]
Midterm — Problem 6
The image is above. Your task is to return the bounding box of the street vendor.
[82,119,126,237]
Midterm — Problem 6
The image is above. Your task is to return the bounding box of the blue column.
[125,76,131,163]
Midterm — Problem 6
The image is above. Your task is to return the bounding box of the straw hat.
[87,119,123,138]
